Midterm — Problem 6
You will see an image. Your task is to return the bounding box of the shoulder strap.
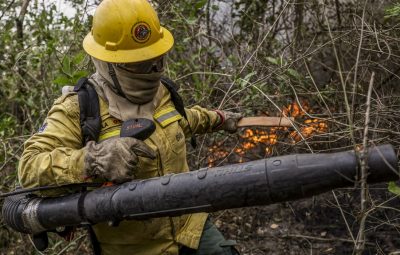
[160,76,197,148]
[160,77,186,118]
[73,78,101,145]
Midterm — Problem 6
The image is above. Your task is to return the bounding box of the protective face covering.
[90,57,165,120]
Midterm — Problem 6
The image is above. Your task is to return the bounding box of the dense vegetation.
[1,0,400,254]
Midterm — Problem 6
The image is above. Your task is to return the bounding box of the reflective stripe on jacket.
[18,84,221,255]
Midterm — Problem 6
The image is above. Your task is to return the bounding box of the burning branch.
[208,100,329,166]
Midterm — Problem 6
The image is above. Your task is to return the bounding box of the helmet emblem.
[131,22,151,43]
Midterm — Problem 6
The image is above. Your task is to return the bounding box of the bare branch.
[355,71,375,254]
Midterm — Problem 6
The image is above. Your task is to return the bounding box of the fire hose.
[1,144,398,251]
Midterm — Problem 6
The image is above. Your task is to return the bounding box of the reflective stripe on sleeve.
[154,106,182,127]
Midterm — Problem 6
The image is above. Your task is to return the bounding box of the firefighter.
[18,0,241,254]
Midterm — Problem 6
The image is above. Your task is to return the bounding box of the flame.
[207,100,328,167]
[207,142,230,167]
[283,101,328,142]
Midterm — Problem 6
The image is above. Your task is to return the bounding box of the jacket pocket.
[163,120,186,155]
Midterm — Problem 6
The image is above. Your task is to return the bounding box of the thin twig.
[332,190,356,243]
[351,1,367,119]
[15,0,31,41]
[218,0,291,109]
[0,0,16,21]
[354,71,375,254]
[324,8,356,146]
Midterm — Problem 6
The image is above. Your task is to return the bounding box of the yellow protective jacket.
[18,84,221,255]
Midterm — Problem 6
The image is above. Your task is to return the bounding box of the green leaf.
[385,4,400,19]
[73,52,86,65]
[187,17,197,25]
[195,0,208,9]
[53,75,71,86]
[388,182,400,195]
[287,68,302,79]
[243,71,256,81]
[238,71,257,88]
[62,57,72,76]
[266,57,279,66]
[72,70,90,82]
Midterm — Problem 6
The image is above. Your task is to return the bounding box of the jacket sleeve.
[179,105,221,136]
[18,94,86,189]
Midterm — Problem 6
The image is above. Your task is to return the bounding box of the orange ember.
[207,100,328,167]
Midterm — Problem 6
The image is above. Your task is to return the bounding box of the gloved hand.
[213,110,243,133]
[84,137,156,182]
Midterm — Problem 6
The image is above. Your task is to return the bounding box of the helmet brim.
[83,27,174,63]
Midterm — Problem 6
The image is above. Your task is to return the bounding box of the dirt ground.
[214,184,400,255]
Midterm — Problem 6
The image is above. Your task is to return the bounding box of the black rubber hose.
[2,144,398,234]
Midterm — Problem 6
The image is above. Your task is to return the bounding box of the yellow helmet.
[83,0,174,63]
